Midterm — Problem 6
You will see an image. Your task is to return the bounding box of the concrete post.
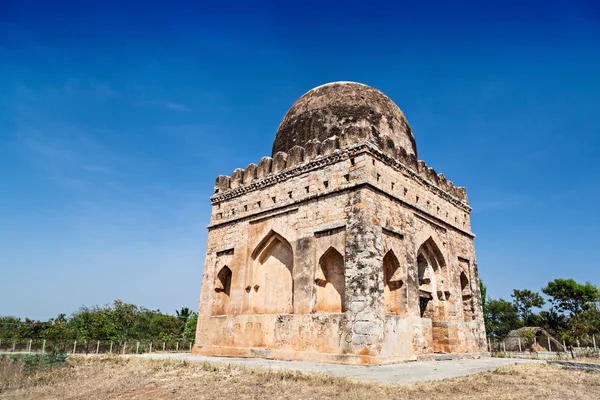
[163,342,166,352]
[176,341,179,352]
[73,340,77,354]
[593,335,597,350]
[42,340,46,353]
[96,340,100,354]
[136,341,139,354]
[548,336,552,352]
[502,341,506,353]
[518,337,522,352]
[28,339,32,353]
[12,340,16,352]
[123,342,127,355]
[577,339,580,348]
[109,341,113,354]
[563,340,567,352]
[189,342,192,352]
[149,341,152,353]
[488,338,491,352]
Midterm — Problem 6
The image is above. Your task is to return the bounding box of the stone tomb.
[193,82,487,364]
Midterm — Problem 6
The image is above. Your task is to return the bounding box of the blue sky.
[1,1,599,320]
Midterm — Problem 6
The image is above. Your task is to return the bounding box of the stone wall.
[194,138,487,364]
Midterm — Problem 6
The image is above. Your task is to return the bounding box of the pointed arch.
[315,247,345,313]
[250,230,294,314]
[212,265,232,315]
[215,266,232,296]
[460,270,473,321]
[383,250,406,315]
[416,237,447,319]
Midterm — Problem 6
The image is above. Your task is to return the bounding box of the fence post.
[12,339,16,352]
[28,339,32,353]
[136,341,140,354]
[577,339,580,348]
[96,340,100,354]
[109,341,113,354]
[488,338,491,352]
[189,341,192,352]
[123,342,127,355]
[176,341,179,352]
[73,340,77,354]
[593,335,597,351]
[42,339,46,353]
[502,341,506,353]
[518,337,522,352]
[163,342,166,352]
[548,336,552,352]
[149,341,152,353]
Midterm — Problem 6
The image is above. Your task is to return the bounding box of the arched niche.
[250,230,294,314]
[212,265,232,315]
[383,250,406,315]
[460,270,473,321]
[416,237,447,319]
[314,247,345,313]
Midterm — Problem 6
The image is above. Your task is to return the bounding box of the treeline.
[0,300,198,342]
[483,278,600,344]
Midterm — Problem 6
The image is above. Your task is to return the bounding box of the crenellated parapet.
[211,137,470,211]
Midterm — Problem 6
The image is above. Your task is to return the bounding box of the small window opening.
[403,187,408,196]
[272,196,276,203]
[305,186,310,193]
[323,181,329,189]
[217,213,223,219]
[244,205,248,212]
[257,201,261,208]
[376,173,381,182]
[372,159,375,166]
[288,191,293,199]
[344,174,350,182]
[391,182,395,190]
[416,196,419,203]
[350,158,355,166]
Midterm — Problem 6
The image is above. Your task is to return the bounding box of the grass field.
[1,355,599,400]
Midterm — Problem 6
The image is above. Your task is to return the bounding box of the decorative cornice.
[210,142,471,213]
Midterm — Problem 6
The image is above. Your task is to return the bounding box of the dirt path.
[135,353,541,383]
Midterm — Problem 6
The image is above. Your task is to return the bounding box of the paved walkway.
[136,353,540,384]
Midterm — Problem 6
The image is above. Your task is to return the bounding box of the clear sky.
[1,1,599,320]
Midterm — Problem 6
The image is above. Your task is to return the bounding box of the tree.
[511,289,545,326]
[542,279,600,345]
[485,298,522,340]
[176,307,193,325]
[542,279,600,316]
[183,312,198,341]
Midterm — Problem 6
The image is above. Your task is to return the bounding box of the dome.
[272,82,417,158]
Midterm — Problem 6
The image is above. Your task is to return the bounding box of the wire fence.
[487,335,599,359]
[0,338,195,355]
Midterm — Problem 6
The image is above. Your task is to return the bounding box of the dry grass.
[1,355,599,400]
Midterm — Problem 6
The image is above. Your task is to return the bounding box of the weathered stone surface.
[194,82,486,365]
[257,156,272,179]
[272,82,417,158]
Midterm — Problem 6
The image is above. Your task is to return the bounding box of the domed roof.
[272,82,417,158]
